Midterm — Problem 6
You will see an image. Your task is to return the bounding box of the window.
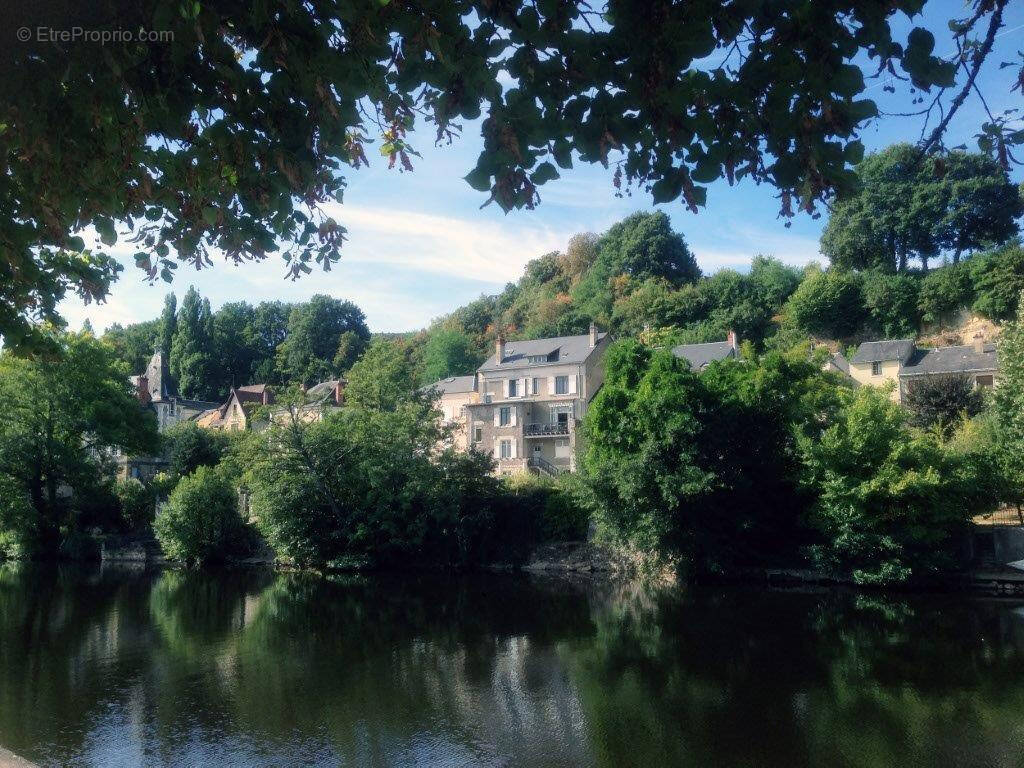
[499,406,511,426]
[473,426,482,442]
[555,375,569,394]
[499,439,513,459]
[531,377,540,395]
[507,378,518,397]
[871,361,882,376]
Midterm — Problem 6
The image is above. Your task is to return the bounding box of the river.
[1,564,1023,767]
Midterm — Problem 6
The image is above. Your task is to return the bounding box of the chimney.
[495,334,505,364]
[135,375,151,406]
[973,333,984,354]
[727,329,739,352]
[589,321,598,347]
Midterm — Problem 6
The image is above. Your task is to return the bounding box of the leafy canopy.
[3,0,1011,352]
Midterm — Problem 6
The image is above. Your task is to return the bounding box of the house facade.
[429,324,610,476]
[849,336,998,403]
[198,384,275,431]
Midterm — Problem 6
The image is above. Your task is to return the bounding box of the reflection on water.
[2,565,1024,767]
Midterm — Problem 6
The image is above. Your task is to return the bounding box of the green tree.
[748,255,803,312]
[574,212,699,324]
[278,295,370,386]
[971,241,1024,323]
[785,269,867,339]
[169,287,218,400]
[6,0,996,352]
[345,340,417,411]
[249,301,294,383]
[420,328,479,384]
[861,270,921,338]
[0,332,160,552]
[799,386,988,585]
[162,422,233,480]
[212,301,257,389]
[159,293,177,359]
[991,297,1024,517]
[113,477,155,531]
[154,466,246,567]
[101,319,160,374]
[918,263,973,326]
[821,145,1021,272]
[903,374,983,436]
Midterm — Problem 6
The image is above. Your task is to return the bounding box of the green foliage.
[277,295,370,386]
[582,341,828,574]
[821,145,1021,272]
[990,299,1024,508]
[0,475,36,560]
[0,331,160,552]
[861,270,920,338]
[162,422,233,480]
[799,387,987,584]
[502,473,590,542]
[918,263,973,325]
[154,466,246,567]
[420,328,480,385]
[169,287,218,401]
[113,478,154,531]
[971,241,1024,323]
[345,339,417,411]
[102,319,160,374]
[785,269,867,339]
[159,293,177,359]
[903,374,983,435]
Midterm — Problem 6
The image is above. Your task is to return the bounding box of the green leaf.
[202,206,218,227]
[530,162,560,185]
[464,165,492,192]
[96,219,117,247]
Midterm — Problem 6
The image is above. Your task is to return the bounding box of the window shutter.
[548,376,556,394]
[511,439,518,458]
[511,407,517,427]
[502,379,509,398]
[493,440,500,458]
[493,408,499,427]
[569,374,578,394]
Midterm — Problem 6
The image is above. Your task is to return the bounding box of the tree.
[991,297,1024,517]
[904,374,983,435]
[278,295,370,386]
[748,256,803,312]
[113,477,155,531]
[212,302,257,389]
[101,319,160,374]
[158,293,177,359]
[154,466,246,566]
[162,422,233,480]
[861,270,920,338]
[799,386,989,585]
[971,241,1024,323]
[249,301,294,383]
[0,332,159,552]
[7,0,1007,352]
[821,145,1021,272]
[785,269,866,339]
[574,212,699,324]
[169,287,218,401]
[420,329,479,384]
[918,263,973,326]
[581,340,825,574]
[345,340,417,412]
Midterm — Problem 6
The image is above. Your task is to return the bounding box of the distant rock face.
[921,310,1001,348]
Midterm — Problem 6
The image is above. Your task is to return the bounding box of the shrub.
[903,374,983,435]
[162,422,232,479]
[862,270,920,338]
[154,466,245,566]
[114,477,154,531]
[785,269,866,339]
[918,263,973,325]
[971,242,1024,322]
[503,472,590,542]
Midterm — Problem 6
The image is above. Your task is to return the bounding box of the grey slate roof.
[424,375,477,395]
[826,351,851,375]
[305,379,343,403]
[671,341,736,370]
[478,332,607,371]
[900,343,998,377]
[850,339,915,364]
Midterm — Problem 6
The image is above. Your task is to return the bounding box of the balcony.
[524,422,569,437]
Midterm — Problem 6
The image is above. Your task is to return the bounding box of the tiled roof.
[826,351,851,375]
[850,339,915,364]
[900,343,998,377]
[671,341,736,370]
[478,332,607,371]
[424,375,477,395]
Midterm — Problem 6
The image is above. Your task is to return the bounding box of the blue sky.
[67,0,1024,334]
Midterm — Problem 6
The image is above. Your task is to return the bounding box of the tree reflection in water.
[1,564,1024,767]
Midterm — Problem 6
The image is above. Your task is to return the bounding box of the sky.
[65,0,1024,335]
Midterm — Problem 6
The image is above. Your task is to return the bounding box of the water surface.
[1,565,1024,767]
